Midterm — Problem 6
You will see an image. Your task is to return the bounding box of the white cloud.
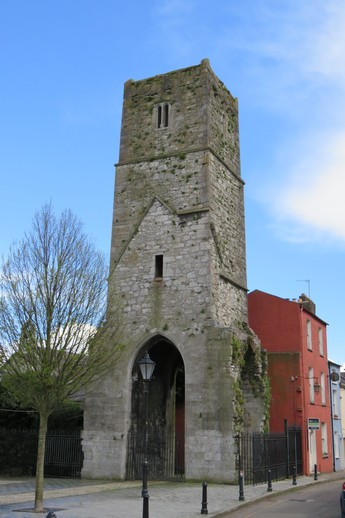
[149,0,198,61]
[154,0,196,17]
[151,0,345,245]
[304,2,345,81]
[247,1,345,244]
[240,1,345,81]
[220,1,345,116]
[265,131,345,244]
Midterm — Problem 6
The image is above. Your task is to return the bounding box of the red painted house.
[248,290,333,475]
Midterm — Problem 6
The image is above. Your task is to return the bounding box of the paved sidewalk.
[0,471,344,518]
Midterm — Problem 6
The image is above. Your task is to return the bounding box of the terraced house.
[248,290,333,476]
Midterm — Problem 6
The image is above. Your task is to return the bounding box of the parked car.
[340,482,345,516]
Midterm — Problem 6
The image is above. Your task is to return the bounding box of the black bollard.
[239,471,245,501]
[267,469,272,492]
[201,482,208,514]
[142,460,149,518]
[314,464,318,481]
[143,495,149,518]
[292,465,297,485]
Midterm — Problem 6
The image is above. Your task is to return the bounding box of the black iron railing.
[0,428,83,478]
[126,432,184,481]
[236,427,302,485]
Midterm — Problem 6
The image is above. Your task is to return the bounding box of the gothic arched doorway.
[126,336,185,480]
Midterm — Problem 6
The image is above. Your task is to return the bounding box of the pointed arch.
[127,335,185,479]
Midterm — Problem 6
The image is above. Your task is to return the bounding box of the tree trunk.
[34,412,48,512]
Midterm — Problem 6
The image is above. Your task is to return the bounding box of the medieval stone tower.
[82,59,267,482]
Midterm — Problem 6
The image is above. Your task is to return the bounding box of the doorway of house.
[308,429,317,474]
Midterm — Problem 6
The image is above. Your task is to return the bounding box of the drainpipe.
[298,304,308,476]
[329,365,335,472]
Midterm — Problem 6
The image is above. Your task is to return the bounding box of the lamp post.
[290,376,298,425]
[313,379,321,395]
[138,351,156,518]
[304,376,321,395]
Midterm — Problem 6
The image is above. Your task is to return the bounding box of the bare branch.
[0,203,122,412]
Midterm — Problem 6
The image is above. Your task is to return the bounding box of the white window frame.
[309,367,314,403]
[334,430,340,459]
[332,386,338,417]
[321,422,328,455]
[307,319,312,350]
[320,372,326,405]
[318,327,324,356]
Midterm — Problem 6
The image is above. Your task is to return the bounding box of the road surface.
[224,479,342,518]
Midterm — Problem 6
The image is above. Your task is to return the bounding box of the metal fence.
[236,427,302,485]
[0,428,83,478]
[0,427,300,483]
[127,429,302,485]
[126,433,184,481]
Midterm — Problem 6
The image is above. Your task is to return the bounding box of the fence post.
[201,482,208,514]
[267,469,272,492]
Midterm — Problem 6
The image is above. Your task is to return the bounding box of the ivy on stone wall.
[232,378,244,433]
[230,326,271,432]
[231,335,246,368]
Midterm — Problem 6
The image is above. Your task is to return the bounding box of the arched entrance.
[126,336,185,480]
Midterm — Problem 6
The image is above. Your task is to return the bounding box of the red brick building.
[248,290,333,475]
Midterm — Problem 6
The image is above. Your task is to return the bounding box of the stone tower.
[82,59,267,482]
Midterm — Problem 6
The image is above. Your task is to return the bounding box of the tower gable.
[113,197,211,332]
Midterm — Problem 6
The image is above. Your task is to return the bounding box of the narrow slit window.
[163,104,169,127]
[157,105,162,128]
[155,255,163,278]
[157,103,169,129]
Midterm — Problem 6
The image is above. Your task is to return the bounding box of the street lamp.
[304,376,321,395]
[139,352,156,384]
[293,375,321,395]
[313,379,321,395]
[138,351,156,518]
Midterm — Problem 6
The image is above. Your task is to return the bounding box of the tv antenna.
[297,279,311,298]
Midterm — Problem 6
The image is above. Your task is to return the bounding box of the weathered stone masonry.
[82,59,267,482]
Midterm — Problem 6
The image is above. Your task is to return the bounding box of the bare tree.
[0,204,121,512]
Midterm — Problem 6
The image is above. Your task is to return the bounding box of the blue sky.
[1,1,344,366]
